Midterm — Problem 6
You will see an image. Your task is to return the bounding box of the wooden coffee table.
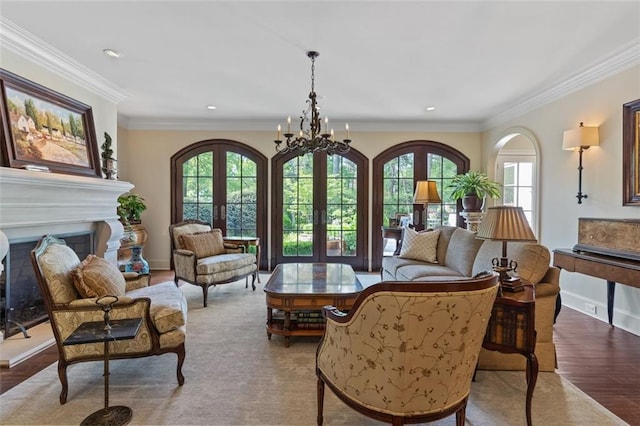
[264,263,363,347]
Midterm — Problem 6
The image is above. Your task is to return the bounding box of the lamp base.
[501,276,525,293]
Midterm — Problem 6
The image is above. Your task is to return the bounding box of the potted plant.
[448,171,501,211]
[117,192,147,225]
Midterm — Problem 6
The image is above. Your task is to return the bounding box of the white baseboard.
[561,290,640,337]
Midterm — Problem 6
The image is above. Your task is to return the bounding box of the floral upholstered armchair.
[316,274,499,426]
[170,220,258,307]
[31,235,187,404]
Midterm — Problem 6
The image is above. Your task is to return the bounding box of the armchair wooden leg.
[317,377,325,426]
[202,285,209,307]
[251,272,257,291]
[176,343,186,386]
[455,401,467,426]
[58,359,69,404]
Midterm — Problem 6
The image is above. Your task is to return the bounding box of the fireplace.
[0,167,134,345]
[1,232,94,339]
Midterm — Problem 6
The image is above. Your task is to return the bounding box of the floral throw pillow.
[399,228,440,263]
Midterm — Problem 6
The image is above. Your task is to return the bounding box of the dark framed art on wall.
[623,98,640,206]
[0,68,101,177]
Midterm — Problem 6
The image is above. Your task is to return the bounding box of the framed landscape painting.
[0,69,101,177]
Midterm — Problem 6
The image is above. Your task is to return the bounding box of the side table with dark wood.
[482,282,537,426]
[381,226,403,256]
[223,236,261,282]
[64,314,143,426]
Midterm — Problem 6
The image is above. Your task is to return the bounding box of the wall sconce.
[562,122,599,204]
[413,180,441,230]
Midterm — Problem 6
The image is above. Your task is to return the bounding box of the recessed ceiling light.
[103,49,121,58]
[426,106,436,111]
[206,105,217,110]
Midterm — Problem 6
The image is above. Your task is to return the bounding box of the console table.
[223,236,261,282]
[483,282,537,426]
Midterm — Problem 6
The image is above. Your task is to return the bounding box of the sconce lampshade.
[476,206,536,242]
[413,180,441,204]
[562,122,599,150]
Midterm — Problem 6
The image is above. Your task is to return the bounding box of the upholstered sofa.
[31,235,187,404]
[381,225,560,372]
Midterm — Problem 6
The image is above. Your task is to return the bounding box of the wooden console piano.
[553,218,640,325]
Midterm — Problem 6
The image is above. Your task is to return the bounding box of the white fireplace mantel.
[0,167,134,267]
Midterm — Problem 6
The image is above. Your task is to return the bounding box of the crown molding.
[0,17,128,104]
[483,39,640,130]
[119,116,484,133]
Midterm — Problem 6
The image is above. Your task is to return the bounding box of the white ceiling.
[1,1,639,131]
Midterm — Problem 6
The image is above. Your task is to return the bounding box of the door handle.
[213,205,218,221]
[313,210,318,225]
[221,205,226,220]
[321,210,327,225]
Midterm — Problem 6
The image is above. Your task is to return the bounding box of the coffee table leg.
[266,307,272,340]
[284,311,291,347]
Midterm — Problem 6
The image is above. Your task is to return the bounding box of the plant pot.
[462,195,484,212]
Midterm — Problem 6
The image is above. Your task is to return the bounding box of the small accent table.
[224,236,261,282]
[64,317,142,426]
[381,226,403,256]
[482,282,537,426]
[264,263,363,347]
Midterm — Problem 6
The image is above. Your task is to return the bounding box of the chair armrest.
[224,243,246,253]
[68,296,135,308]
[175,249,195,257]
[125,273,150,291]
[322,305,349,323]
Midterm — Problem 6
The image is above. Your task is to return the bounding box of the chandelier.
[274,51,351,156]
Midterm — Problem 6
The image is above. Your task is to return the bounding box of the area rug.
[0,273,627,425]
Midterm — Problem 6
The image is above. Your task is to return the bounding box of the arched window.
[171,140,268,268]
[372,141,469,270]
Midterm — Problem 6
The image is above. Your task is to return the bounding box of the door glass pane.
[282,155,314,256]
[326,156,357,257]
[427,153,458,227]
[382,153,414,227]
[226,152,257,238]
[182,152,213,222]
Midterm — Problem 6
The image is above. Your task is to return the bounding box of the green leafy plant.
[117,193,147,225]
[448,171,501,199]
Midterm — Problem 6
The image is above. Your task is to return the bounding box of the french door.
[171,140,267,267]
[271,149,368,270]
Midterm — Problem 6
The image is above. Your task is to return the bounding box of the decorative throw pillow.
[179,229,225,258]
[71,255,126,298]
[399,228,440,263]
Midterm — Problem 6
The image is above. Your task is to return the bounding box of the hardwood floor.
[2,272,639,425]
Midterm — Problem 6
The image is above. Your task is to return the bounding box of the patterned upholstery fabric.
[196,263,257,284]
[179,229,226,258]
[71,255,127,298]
[317,286,498,417]
[127,282,187,333]
[172,222,212,249]
[195,253,257,275]
[37,243,81,304]
[399,228,440,263]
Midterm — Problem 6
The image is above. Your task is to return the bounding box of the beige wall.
[116,129,482,271]
[483,64,640,334]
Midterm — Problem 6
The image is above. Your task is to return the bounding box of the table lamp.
[413,180,441,230]
[476,206,536,292]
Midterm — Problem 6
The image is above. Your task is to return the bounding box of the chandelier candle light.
[275,51,351,156]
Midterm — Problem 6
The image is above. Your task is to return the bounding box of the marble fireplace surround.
[0,167,133,366]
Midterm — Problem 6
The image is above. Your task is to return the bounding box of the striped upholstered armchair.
[169,220,258,307]
[31,235,187,404]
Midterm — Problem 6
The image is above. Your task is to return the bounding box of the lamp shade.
[413,180,441,204]
[562,122,599,150]
[476,206,536,242]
